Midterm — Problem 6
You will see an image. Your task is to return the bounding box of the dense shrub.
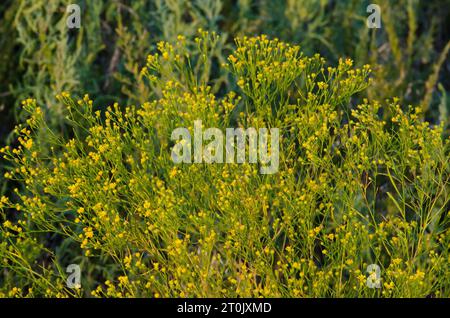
[1,35,449,297]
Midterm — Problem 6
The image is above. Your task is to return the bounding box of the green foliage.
[1,35,449,297]
[0,0,449,298]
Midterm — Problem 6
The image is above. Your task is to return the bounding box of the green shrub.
[1,35,449,297]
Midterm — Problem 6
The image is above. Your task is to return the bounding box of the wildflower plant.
[1,34,449,298]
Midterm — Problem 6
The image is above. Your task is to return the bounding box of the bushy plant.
[1,35,449,297]
[2,1,449,206]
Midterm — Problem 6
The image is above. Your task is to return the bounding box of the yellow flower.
[24,138,33,150]
[118,276,129,285]
[228,55,237,64]
[169,167,178,178]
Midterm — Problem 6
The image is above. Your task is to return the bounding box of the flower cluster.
[0,34,449,298]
